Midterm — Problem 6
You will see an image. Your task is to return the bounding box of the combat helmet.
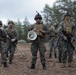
[34,11,42,20]
[64,12,71,19]
[8,20,14,25]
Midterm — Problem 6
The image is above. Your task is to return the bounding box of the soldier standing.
[58,12,76,67]
[5,20,18,64]
[29,12,48,70]
[49,23,58,58]
[0,20,8,67]
[57,24,63,63]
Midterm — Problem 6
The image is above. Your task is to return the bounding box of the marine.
[0,20,8,67]
[5,20,19,64]
[58,12,76,67]
[28,12,48,70]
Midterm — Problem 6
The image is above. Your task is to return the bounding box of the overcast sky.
[0,0,56,24]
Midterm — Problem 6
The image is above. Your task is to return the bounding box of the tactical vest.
[49,26,57,37]
[61,21,74,44]
[34,24,43,36]
[6,28,16,39]
[62,21,72,34]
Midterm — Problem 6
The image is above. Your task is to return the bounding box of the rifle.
[62,30,75,50]
[7,34,17,47]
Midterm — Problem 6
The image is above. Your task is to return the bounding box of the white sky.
[0,0,56,24]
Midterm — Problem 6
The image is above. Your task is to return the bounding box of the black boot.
[9,60,12,64]
[58,58,62,63]
[54,54,57,58]
[30,64,35,69]
[49,54,52,58]
[42,63,46,70]
[4,62,8,68]
[6,53,8,57]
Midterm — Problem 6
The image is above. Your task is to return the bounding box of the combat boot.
[54,54,57,58]
[9,60,12,64]
[49,54,52,58]
[58,58,62,63]
[30,64,35,69]
[4,62,8,68]
[42,63,46,70]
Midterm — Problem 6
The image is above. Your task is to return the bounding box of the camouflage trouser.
[58,45,62,62]
[0,42,7,63]
[61,41,73,63]
[31,42,46,65]
[5,40,16,61]
[49,37,58,55]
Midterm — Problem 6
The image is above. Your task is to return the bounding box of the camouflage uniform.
[29,12,48,70]
[49,25,58,58]
[59,20,76,66]
[57,36,62,63]
[5,21,18,64]
[29,23,48,69]
[0,21,8,67]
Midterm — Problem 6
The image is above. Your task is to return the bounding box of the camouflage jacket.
[0,28,7,42]
[6,27,19,41]
[58,21,76,43]
[28,23,48,42]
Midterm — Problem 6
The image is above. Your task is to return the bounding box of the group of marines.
[29,12,76,70]
[0,11,76,70]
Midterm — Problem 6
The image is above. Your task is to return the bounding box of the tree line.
[4,0,76,42]
[43,0,76,27]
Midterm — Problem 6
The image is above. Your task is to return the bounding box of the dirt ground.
[0,43,76,75]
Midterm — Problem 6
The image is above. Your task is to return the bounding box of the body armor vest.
[63,21,72,34]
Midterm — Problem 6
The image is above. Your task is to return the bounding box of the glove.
[63,36,67,40]
[11,39,16,42]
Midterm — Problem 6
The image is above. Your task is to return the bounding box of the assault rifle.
[62,30,75,50]
[7,34,17,47]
